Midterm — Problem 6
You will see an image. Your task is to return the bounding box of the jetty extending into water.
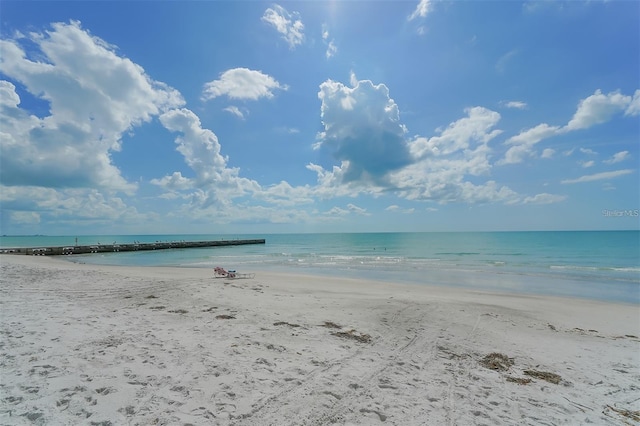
[0,239,266,256]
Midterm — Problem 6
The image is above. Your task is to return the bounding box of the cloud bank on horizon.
[0,1,638,234]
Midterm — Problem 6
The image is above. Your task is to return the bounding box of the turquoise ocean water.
[1,231,638,303]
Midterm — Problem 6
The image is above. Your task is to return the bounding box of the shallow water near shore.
[2,231,638,303]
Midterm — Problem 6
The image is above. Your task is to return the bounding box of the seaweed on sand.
[605,405,640,423]
[331,329,372,344]
[479,353,514,371]
[523,369,562,384]
[506,376,532,385]
[216,314,235,320]
[273,321,301,328]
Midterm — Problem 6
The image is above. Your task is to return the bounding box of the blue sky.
[1,0,638,235]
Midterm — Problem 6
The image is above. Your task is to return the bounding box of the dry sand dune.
[1,255,638,425]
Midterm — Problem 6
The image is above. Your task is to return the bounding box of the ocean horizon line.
[2,229,639,238]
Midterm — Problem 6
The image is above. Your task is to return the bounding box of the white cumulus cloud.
[0,20,183,195]
[565,89,635,131]
[498,88,638,165]
[625,90,640,116]
[326,40,337,59]
[541,148,555,159]
[561,169,634,184]
[310,77,519,205]
[386,205,415,214]
[604,150,629,165]
[155,108,262,209]
[262,4,305,49]
[347,203,369,216]
[410,107,502,159]
[408,0,433,21]
[504,100,528,109]
[322,24,338,59]
[223,106,246,119]
[498,123,561,165]
[316,79,411,183]
[202,68,287,101]
[579,148,597,155]
[522,193,567,204]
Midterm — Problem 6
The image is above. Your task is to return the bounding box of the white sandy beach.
[0,255,638,425]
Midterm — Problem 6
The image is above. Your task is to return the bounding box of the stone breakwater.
[0,239,266,256]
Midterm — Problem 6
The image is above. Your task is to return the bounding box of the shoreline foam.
[1,255,638,424]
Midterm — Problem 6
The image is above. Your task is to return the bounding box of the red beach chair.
[214,266,229,278]
[213,267,254,279]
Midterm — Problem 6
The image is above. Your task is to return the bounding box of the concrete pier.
[0,239,266,256]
